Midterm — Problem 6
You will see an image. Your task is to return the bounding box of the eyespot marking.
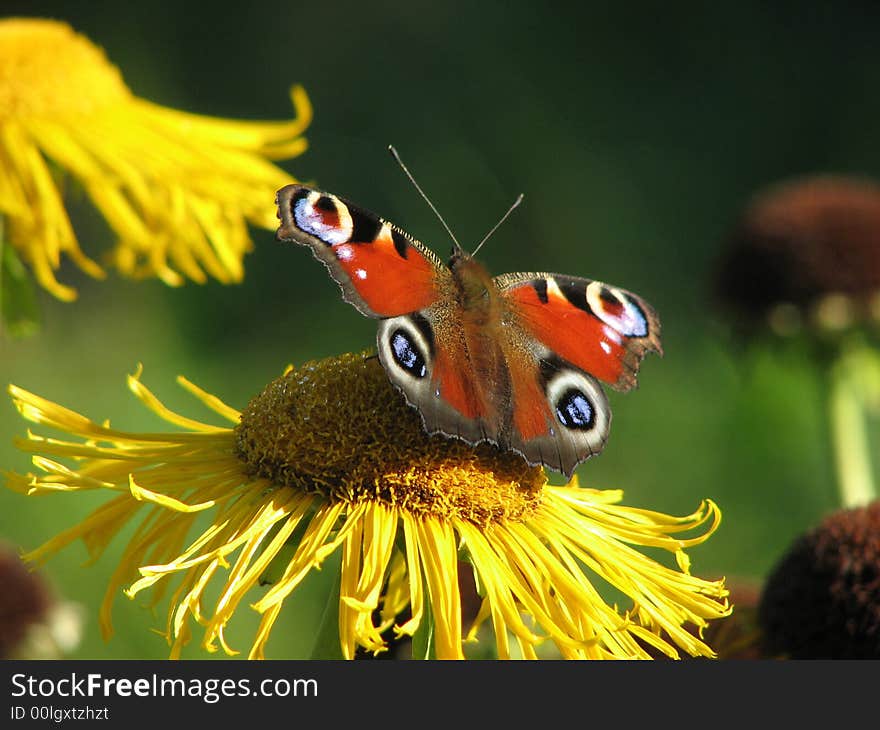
[378,316,435,388]
[390,329,427,378]
[293,191,353,245]
[555,389,594,430]
[542,363,608,437]
[587,282,649,337]
[315,195,337,212]
[408,312,436,356]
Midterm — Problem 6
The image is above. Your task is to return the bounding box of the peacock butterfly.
[275,169,661,477]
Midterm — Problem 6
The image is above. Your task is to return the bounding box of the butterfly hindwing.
[506,350,611,477]
[376,311,494,446]
[276,184,446,318]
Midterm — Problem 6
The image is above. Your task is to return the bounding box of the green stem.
[828,346,877,508]
[308,571,344,659]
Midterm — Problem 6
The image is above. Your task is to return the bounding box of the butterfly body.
[276,183,661,476]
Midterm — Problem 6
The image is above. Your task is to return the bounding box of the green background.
[2,1,878,658]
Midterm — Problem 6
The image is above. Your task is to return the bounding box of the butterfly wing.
[276,184,486,441]
[496,272,662,391]
[482,272,661,476]
[375,310,493,446]
[276,184,446,318]
[502,340,612,477]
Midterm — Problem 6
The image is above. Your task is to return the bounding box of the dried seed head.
[758,501,880,659]
[715,176,880,335]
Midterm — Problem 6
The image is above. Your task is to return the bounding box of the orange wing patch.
[507,281,632,386]
[431,345,482,420]
[332,226,438,316]
[508,355,552,440]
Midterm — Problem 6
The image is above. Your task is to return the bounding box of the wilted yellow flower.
[0,18,311,302]
[4,352,730,659]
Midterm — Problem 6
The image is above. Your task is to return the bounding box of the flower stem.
[828,341,878,508]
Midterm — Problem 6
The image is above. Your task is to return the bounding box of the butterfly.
[275,180,661,477]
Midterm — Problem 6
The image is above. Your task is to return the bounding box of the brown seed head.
[758,500,880,659]
[716,175,880,334]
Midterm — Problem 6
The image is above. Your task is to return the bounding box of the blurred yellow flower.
[0,17,311,302]
[5,352,730,659]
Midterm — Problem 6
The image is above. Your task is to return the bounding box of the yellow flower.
[4,352,730,659]
[0,18,311,302]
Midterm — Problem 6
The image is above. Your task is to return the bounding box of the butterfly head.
[448,249,496,312]
[447,239,468,265]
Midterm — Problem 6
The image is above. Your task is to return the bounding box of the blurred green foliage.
[1,1,877,658]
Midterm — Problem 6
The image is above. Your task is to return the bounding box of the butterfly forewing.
[496,272,662,392]
[276,184,447,318]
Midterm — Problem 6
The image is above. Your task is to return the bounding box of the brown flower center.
[235,352,545,526]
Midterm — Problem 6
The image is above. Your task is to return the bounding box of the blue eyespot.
[555,389,594,430]
[390,330,427,378]
[293,195,350,245]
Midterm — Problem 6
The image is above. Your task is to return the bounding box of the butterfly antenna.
[470,193,524,258]
[388,145,463,253]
